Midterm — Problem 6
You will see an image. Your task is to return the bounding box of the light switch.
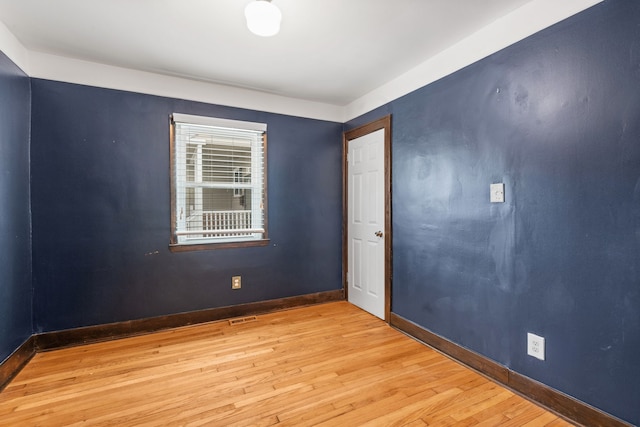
[490,183,505,203]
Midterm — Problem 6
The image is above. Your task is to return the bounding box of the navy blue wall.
[0,51,32,363]
[348,1,640,424]
[30,80,343,332]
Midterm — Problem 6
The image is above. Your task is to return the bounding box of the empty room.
[0,0,638,425]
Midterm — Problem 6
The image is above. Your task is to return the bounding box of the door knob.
[375,231,383,238]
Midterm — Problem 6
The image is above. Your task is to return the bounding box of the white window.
[170,113,268,249]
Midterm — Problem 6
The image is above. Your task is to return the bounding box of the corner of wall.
[0,19,29,75]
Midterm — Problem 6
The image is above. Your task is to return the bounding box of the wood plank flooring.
[0,302,574,426]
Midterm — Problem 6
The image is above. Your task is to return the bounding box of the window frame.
[169,113,269,252]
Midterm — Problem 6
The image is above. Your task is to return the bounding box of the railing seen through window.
[171,114,267,248]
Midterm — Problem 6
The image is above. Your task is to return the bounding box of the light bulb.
[245,0,282,37]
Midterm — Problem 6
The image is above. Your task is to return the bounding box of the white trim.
[343,0,603,121]
[27,51,343,123]
[172,113,266,132]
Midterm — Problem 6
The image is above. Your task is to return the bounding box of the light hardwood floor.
[0,302,573,426]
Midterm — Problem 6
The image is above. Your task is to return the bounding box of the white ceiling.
[0,0,540,106]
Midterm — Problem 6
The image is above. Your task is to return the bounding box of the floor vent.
[228,316,258,326]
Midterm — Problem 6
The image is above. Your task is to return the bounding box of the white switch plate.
[527,333,545,361]
[490,183,505,203]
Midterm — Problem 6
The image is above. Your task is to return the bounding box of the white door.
[347,128,385,319]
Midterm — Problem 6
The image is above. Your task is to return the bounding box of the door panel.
[347,128,385,319]
[352,239,363,291]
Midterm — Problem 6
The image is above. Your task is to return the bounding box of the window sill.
[169,239,271,252]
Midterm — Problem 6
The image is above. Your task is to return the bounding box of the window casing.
[170,114,268,250]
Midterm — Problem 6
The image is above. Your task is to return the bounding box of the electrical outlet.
[527,333,545,361]
[490,183,505,203]
[232,276,242,289]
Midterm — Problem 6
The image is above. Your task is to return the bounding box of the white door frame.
[343,115,392,322]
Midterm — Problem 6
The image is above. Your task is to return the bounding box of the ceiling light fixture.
[244,0,282,37]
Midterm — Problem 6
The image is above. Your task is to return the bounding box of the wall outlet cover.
[527,332,545,361]
[232,276,242,289]
[490,183,505,203]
